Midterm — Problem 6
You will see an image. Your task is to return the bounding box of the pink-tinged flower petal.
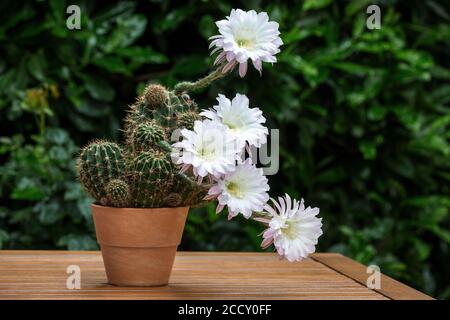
[203,193,217,200]
[216,203,225,213]
[208,185,222,195]
[214,51,227,65]
[261,236,273,249]
[222,60,237,73]
[226,51,235,62]
[252,59,262,75]
[253,217,270,224]
[263,227,277,238]
[239,61,248,78]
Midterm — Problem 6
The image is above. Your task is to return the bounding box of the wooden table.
[0,251,433,300]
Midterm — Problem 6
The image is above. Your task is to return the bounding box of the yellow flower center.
[226,181,245,199]
[237,39,253,48]
[235,28,257,50]
[281,220,301,240]
[223,116,245,131]
[198,146,216,160]
[197,136,219,160]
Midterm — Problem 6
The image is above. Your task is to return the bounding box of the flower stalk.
[174,65,227,94]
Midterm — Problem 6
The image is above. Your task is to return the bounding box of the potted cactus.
[77,84,207,286]
[77,9,323,286]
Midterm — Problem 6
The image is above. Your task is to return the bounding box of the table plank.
[0,251,426,300]
[312,253,434,300]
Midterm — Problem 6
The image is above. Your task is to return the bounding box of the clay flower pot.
[91,204,189,286]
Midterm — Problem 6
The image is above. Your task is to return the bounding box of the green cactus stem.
[130,120,166,152]
[129,149,174,208]
[77,140,124,205]
[142,84,169,109]
[105,179,131,207]
[176,110,202,130]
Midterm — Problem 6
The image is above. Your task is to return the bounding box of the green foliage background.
[0,0,449,298]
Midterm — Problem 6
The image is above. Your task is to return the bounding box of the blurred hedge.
[0,0,449,298]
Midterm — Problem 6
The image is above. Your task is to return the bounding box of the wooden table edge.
[0,251,434,300]
[310,253,434,300]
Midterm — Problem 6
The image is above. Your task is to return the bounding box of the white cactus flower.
[260,194,323,262]
[200,93,268,149]
[210,9,283,77]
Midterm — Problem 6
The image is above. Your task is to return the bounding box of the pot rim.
[91,203,190,211]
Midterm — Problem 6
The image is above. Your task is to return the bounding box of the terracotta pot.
[91,204,189,286]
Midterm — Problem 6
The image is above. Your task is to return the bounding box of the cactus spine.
[76,83,209,208]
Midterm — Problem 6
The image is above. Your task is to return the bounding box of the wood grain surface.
[311,253,434,300]
[0,251,433,300]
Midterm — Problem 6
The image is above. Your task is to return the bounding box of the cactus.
[142,84,169,109]
[105,179,130,207]
[176,110,202,130]
[128,149,174,207]
[76,83,209,208]
[77,141,125,206]
[129,120,166,152]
